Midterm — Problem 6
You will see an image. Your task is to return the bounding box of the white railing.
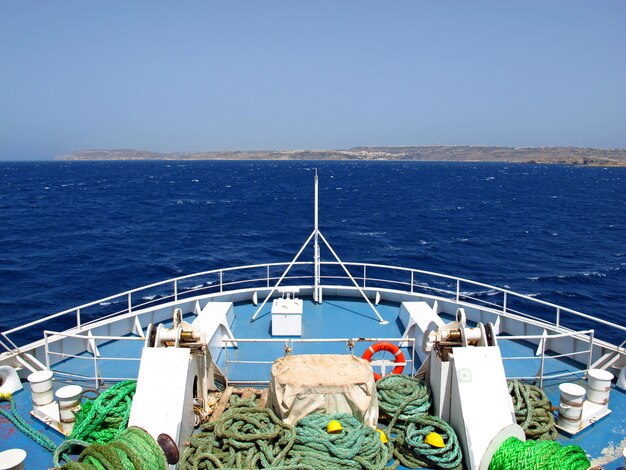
[43,330,143,389]
[500,329,595,388]
[2,261,625,354]
[222,337,416,386]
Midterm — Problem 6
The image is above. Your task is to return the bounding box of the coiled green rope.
[376,375,431,433]
[376,375,464,469]
[0,392,58,453]
[489,437,589,470]
[59,426,168,470]
[508,380,557,441]
[69,380,137,444]
[393,415,463,470]
[290,412,393,470]
[179,397,296,469]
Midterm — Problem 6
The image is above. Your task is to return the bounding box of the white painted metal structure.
[250,172,388,324]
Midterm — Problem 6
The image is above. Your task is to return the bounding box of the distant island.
[56,146,626,166]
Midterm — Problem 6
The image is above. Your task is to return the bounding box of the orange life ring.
[361,342,405,381]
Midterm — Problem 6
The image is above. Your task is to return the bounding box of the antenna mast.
[251,171,387,324]
[314,169,321,302]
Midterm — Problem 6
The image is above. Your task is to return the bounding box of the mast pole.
[314,170,321,302]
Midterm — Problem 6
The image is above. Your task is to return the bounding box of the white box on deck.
[271,297,303,336]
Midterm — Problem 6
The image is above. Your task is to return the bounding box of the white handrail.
[2,261,625,352]
[223,336,416,381]
[43,331,145,341]
[43,330,144,390]
[222,337,414,343]
[499,329,595,387]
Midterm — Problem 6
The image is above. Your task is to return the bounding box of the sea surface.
[1,161,624,346]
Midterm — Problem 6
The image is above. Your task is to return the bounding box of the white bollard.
[27,370,54,407]
[0,448,27,470]
[55,385,83,434]
[587,369,613,406]
[558,383,585,433]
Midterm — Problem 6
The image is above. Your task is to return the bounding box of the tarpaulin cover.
[268,354,379,427]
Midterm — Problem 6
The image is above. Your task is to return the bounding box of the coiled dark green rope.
[376,374,464,469]
[489,437,589,470]
[69,380,137,444]
[59,426,168,470]
[290,412,393,470]
[376,375,431,433]
[180,398,393,469]
[507,380,557,441]
[179,397,296,469]
[393,415,463,470]
[53,440,90,468]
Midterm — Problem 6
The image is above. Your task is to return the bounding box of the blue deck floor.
[2,297,625,468]
[220,298,416,383]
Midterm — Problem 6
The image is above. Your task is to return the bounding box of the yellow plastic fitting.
[425,432,445,448]
[327,420,343,434]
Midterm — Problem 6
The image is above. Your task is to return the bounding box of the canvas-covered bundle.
[268,354,378,426]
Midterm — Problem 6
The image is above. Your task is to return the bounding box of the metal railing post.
[539,336,547,388]
[411,271,414,293]
[503,292,507,314]
[225,340,229,380]
[174,279,178,301]
[556,308,561,330]
[76,308,81,331]
[93,351,99,390]
[586,330,595,375]
[363,266,367,288]
[266,265,270,288]
[44,332,50,369]
[219,271,223,292]
[128,292,132,314]
[456,279,460,302]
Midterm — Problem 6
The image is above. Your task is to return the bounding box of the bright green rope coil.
[393,415,463,470]
[69,380,137,444]
[508,380,557,441]
[0,392,58,453]
[376,375,431,433]
[489,437,590,470]
[179,397,297,469]
[290,412,393,470]
[59,426,167,470]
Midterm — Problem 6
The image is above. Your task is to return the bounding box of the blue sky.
[1,1,625,160]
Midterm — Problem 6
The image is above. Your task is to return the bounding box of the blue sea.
[1,161,624,345]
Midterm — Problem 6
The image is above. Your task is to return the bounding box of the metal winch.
[145,308,204,350]
[423,308,497,361]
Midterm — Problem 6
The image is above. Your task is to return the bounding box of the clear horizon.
[1,1,625,161]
